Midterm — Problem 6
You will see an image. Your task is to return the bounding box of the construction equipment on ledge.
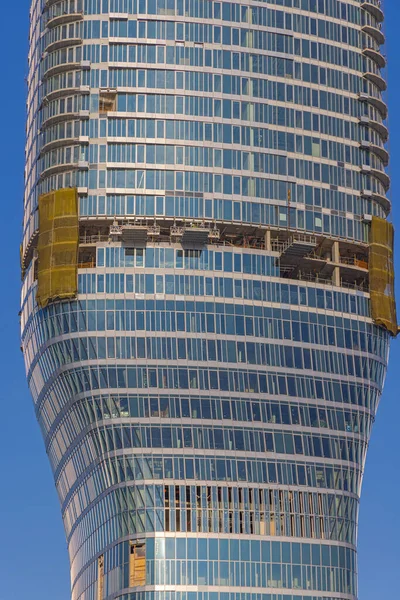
[170,221,220,245]
[270,231,369,291]
[109,218,161,246]
[272,234,317,259]
[369,216,398,336]
[36,187,78,308]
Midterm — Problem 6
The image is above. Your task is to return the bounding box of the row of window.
[33,346,382,428]
[147,557,356,593]
[23,295,382,359]
[103,490,354,572]
[43,112,370,169]
[42,68,83,97]
[42,145,380,199]
[79,2,364,47]
[96,483,355,547]
[45,0,83,22]
[106,68,380,115]
[77,272,371,315]
[102,116,373,164]
[100,247,278,275]
[61,452,361,531]
[83,167,384,204]
[57,422,366,501]
[30,66,386,183]
[109,21,293,53]
[78,34,375,85]
[88,594,355,600]
[30,334,385,400]
[67,483,358,572]
[98,87,385,151]
[27,173,384,241]
[48,163,379,226]
[47,393,372,460]
[72,534,357,599]
[45,74,380,128]
[79,190,383,224]
[33,172,384,247]
[47,394,372,476]
[27,190,373,246]
[43,37,369,100]
[35,365,380,445]
[42,44,82,75]
[43,9,364,56]
[21,288,382,349]
[84,144,381,189]
[31,366,385,427]
[84,0,362,24]
[79,50,367,97]
[50,400,368,473]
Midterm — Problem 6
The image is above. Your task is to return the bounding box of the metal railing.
[79,235,109,244]
[77,261,95,269]
[340,257,369,269]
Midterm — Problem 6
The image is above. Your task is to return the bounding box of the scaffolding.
[369,217,398,336]
[36,188,79,308]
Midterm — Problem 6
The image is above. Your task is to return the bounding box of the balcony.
[40,137,79,155]
[361,164,390,190]
[363,71,387,92]
[362,47,386,69]
[358,92,387,119]
[362,24,385,45]
[45,37,83,54]
[361,1,384,23]
[361,189,391,212]
[360,140,389,166]
[359,115,388,142]
[45,11,83,29]
[42,86,81,103]
[41,110,81,129]
[39,161,80,179]
[43,61,81,80]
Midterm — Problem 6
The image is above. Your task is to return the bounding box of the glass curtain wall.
[21,1,392,600]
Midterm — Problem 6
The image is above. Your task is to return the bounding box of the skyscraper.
[21,1,395,599]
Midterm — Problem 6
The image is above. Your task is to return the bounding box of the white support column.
[265,229,272,251]
[332,241,340,286]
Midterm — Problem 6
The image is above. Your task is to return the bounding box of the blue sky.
[0,2,398,599]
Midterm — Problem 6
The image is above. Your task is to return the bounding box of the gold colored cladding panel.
[129,543,146,587]
[36,188,78,308]
[370,217,398,336]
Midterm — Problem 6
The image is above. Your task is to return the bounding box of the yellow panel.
[36,188,78,308]
[369,217,398,336]
[129,543,146,587]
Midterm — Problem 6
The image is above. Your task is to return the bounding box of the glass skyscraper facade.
[21,1,395,600]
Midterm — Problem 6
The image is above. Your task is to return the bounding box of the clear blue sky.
[0,2,398,599]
